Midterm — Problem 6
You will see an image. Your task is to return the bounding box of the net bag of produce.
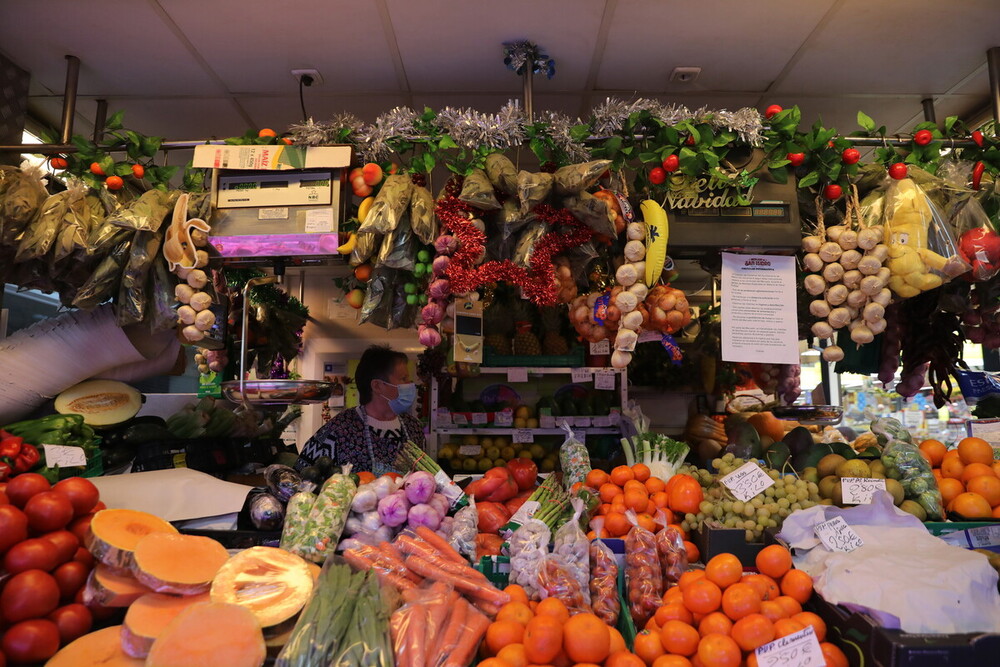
[547,498,591,607]
[116,229,165,326]
[485,152,518,196]
[624,509,663,627]
[458,168,500,211]
[538,552,589,615]
[508,517,551,601]
[952,194,1000,281]
[358,174,413,235]
[49,178,94,263]
[448,496,479,562]
[0,161,48,246]
[14,187,71,263]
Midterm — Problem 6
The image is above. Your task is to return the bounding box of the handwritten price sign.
[754,626,823,667]
[841,477,886,505]
[513,429,535,444]
[720,461,776,502]
[815,516,864,553]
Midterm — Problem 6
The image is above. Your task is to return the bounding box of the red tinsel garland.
[434,197,593,306]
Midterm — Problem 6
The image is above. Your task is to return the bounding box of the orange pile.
[923,437,1000,519]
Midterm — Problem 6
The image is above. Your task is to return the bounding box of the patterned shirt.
[296,407,425,474]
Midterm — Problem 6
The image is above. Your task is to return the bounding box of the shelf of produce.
[434,427,621,436]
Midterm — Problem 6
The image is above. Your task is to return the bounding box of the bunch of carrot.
[390,581,490,667]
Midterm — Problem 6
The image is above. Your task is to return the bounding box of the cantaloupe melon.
[145,602,266,667]
[132,532,229,595]
[121,592,210,658]
[210,547,313,629]
[85,508,178,571]
[47,626,144,667]
[55,379,142,426]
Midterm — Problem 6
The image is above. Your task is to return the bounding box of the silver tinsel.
[589,96,762,145]
[433,102,525,150]
[356,106,420,162]
[288,113,365,146]
[709,107,764,146]
[539,111,590,163]
[503,40,556,79]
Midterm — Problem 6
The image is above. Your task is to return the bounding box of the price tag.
[592,415,613,428]
[451,413,468,426]
[841,477,886,505]
[471,412,488,425]
[494,410,513,427]
[435,408,452,426]
[637,330,661,344]
[539,415,556,428]
[589,340,610,355]
[258,207,288,220]
[968,525,1000,548]
[754,626,824,667]
[434,470,465,507]
[507,367,528,383]
[815,516,864,553]
[458,445,482,456]
[513,429,535,444]
[720,461,775,502]
[571,368,594,383]
[42,445,87,468]
[594,369,616,390]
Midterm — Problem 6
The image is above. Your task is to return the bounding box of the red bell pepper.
[506,458,538,492]
[13,443,40,474]
[465,466,519,502]
[0,435,23,459]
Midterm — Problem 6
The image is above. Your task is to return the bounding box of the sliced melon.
[210,547,313,629]
[145,602,266,667]
[85,508,179,571]
[55,379,143,426]
[121,592,210,658]
[82,564,153,607]
[132,533,229,595]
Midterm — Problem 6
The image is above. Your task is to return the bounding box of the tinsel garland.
[434,101,525,150]
[435,197,592,306]
[503,40,556,79]
[537,110,590,163]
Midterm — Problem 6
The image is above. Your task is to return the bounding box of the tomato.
[841,148,861,165]
[0,489,8,504]
[649,167,667,185]
[48,603,93,644]
[1,570,60,622]
[823,184,842,201]
[2,618,61,663]
[131,164,145,179]
[73,546,95,567]
[668,475,704,515]
[3,538,59,574]
[662,154,679,172]
[786,153,806,167]
[913,129,933,146]
[68,513,94,543]
[53,561,90,600]
[42,530,80,565]
[53,478,100,517]
[5,473,50,508]
[888,163,908,180]
[764,104,783,119]
[24,491,74,533]
[93,501,106,511]
[0,505,28,554]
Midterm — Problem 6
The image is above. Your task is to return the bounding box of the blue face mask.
[384,382,417,415]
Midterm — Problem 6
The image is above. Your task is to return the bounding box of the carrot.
[422,552,491,583]
[408,602,427,667]
[343,549,415,591]
[378,541,422,583]
[441,605,490,667]
[415,526,467,563]
[404,555,510,607]
[145,602,266,667]
[432,596,468,666]
[396,534,446,562]
[426,590,459,653]
[471,598,500,618]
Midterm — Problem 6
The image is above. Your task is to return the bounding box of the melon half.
[55,379,142,426]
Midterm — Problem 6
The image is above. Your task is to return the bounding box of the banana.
[337,232,358,255]
[641,199,669,286]
[357,196,375,223]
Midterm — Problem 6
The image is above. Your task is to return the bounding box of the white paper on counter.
[721,253,799,364]
[90,468,254,522]
[777,492,1000,633]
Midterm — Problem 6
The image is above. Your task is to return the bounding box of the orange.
[779,569,813,604]
[759,600,787,622]
[659,619,700,657]
[730,613,775,652]
[944,448,961,460]
[791,611,826,641]
[683,541,700,563]
[637,513,657,533]
[695,633,741,667]
[705,553,743,589]
[994,460,1000,476]
[755,545,792,580]
[605,652,646,667]
[951,492,993,518]
[354,264,372,281]
[772,618,805,638]
[662,586,684,605]
[645,617,660,633]
[961,462,997,483]
[941,457,965,480]
[655,602,694,626]
[958,437,995,466]
[646,498,660,515]
[650,491,671,509]
[586,469,610,489]
[608,627,627,656]
[652,656,693,667]
[967,475,1000,506]
[646,477,666,494]
[678,570,707,591]
[772,596,802,617]
[933,469,943,482]
[625,488,650,512]
[258,128,277,137]
[994,505,1000,518]
[597,503,612,516]
[487,620,526,654]
[721,583,761,621]
[633,629,665,664]
[523,615,564,665]
[919,439,947,467]
[611,465,636,486]
[611,499,627,515]
[601,483,624,503]
[683,580,723,615]
[563,613,610,664]
[657,508,676,526]
[497,643,529,667]
[498,602,535,626]
[938,477,965,506]
[606,512,631,537]
[671,525,690,541]
[820,642,849,667]
[632,463,652,482]
[479,659,513,667]
[505,584,530,606]
[625,479,648,493]
[535,597,570,624]
[356,471,376,484]
[697,612,733,638]
[742,574,780,601]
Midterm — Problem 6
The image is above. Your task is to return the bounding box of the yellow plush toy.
[885,178,969,298]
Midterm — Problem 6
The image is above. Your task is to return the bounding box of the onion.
[189,292,212,312]
[857,227,881,250]
[826,226,846,242]
[611,350,632,368]
[621,311,643,330]
[868,317,888,335]
[819,242,843,263]
[804,275,826,296]
[809,300,831,318]
[432,255,451,276]
[858,256,882,276]
[186,269,208,289]
[627,222,646,241]
[624,240,646,262]
[177,305,197,325]
[616,263,638,287]
[846,289,867,309]
[418,325,442,348]
[803,253,824,273]
[812,321,834,338]
[421,302,444,325]
[828,307,851,329]
[628,282,649,299]
[175,284,195,304]
[194,310,216,331]
[182,325,205,342]
[615,291,638,313]
[842,269,863,289]
[428,279,451,300]
[802,235,823,253]
[851,325,874,345]
[615,329,638,350]
[863,302,885,323]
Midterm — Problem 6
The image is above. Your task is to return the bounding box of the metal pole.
[522,68,534,123]
[921,98,936,124]
[59,56,80,144]
[989,47,1000,132]
[93,99,107,143]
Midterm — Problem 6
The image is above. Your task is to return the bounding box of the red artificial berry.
[105,175,124,190]
[888,163,908,180]
[786,152,806,167]
[823,184,843,201]
[49,157,68,170]
[89,162,104,176]
[662,154,679,172]
[649,167,667,185]
[841,148,861,165]
[131,164,145,179]
[685,135,696,146]
[972,130,984,147]
[913,129,933,146]
[764,104,783,119]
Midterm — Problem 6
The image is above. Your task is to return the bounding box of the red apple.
[345,289,366,309]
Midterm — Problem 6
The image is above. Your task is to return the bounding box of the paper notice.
[304,208,334,233]
[571,368,594,383]
[589,340,610,355]
[594,369,616,390]
[721,253,799,364]
[42,445,87,468]
[755,626,823,667]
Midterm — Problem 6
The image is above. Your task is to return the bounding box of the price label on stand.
[494,410,513,427]
[435,408,452,426]
[841,477,886,505]
[720,461,775,502]
[589,340,610,355]
[451,413,468,426]
[42,445,87,469]
[594,369,616,391]
[458,445,482,456]
[513,429,535,444]
[968,525,1000,548]
[434,471,465,507]
[754,626,823,667]
[471,412,488,425]
[815,516,864,552]
[507,367,528,383]
[571,368,593,383]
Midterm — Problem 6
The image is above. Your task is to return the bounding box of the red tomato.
[67,513,94,543]
[649,167,667,185]
[42,530,79,565]
[5,473,51,508]
[668,474,705,515]
[48,603,93,644]
[0,505,28,554]
[73,546,95,567]
[2,618,61,663]
[53,561,90,600]
[3,538,59,574]
[53,478,100,517]
[764,104,783,119]
[1,569,60,622]
[0,489,8,504]
[24,491,74,533]
[888,163,908,180]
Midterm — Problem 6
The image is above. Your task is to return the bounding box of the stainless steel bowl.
[221,380,334,406]
[772,405,844,425]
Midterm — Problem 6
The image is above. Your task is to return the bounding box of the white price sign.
[720,461,775,502]
[435,408,452,425]
[509,500,540,526]
[815,516,864,553]
[471,412,488,425]
[589,340,610,355]
[451,413,468,426]
[594,369,616,391]
[494,410,513,427]
[841,477,886,505]
[458,445,482,456]
[754,626,824,667]
[513,429,535,444]
[571,368,594,383]
[507,367,528,383]
[968,525,1000,548]
[42,445,87,468]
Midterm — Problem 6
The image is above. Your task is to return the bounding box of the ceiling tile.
[597,0,837,93]
[238,94,411,133]
[0,1,218,96]
[160,0,400,94]
[387,0,606,91]
[100,97,247,140]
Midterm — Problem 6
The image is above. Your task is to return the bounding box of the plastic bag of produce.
[359,266,393,328]
[589,535,621,626]
[147,256,179,333]
[624,509,663,627]
[558,423,592,490]
[881,436,944,520]
[349,231,379,267]
[951,195,1000,282]
[107,188,176,232]
[457,168,500,211]
[654,514,688,586]
[448,496,479,562]
[0,161,48,246]
[538,552,589,614]
[517,170,553,214]
[511,218,547,269]
[409,184,437,245]
[508,517,551,601]
[49,179,93,263]
[485,152,518,195]
[554,159,611,196]
[549,497,591,607]
[116,229,165,326]
[14,188,71,262]
[71,232,135,310]
[563,191,617,238]
[496,196,526,240]
[358,174,413,235]
[286,464,358,563]
[377,215,416,271]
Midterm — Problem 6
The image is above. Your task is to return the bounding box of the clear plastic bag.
[508,517,551,601]
[589,537,620,626]
[410,185,437,245]
[358,174,413,235]
[147,257,179,333]
[107,188,175,232]
[554,160,611,196]
[563,191,617,238]
[377,215,416,271]
[655,516,688,587]
[50,180,92,263]
[0,162,48,246]
[880,431,944,520]
[71,233,134,310]
[457,168,500,211]
[518,170,553,215]
[359,267,394,329]
[331,567,394,667]
[550,498,591,608]
[558,423,592,489]
[624,509,663,628]
[15,191,69,263]
[349,231,380,267]
[497,197,526,240]
[538,553,589,615]
[951,195,1000,281]
[448,496,479,562]
[485,152,518,196]
[116,228,164,326]
[512,219,547,269]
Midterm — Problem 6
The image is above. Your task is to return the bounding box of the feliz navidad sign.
[665,173,760,210]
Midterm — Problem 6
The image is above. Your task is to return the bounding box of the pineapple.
[484,299,513,355]
[540,306,570,355]
[512,299,542,356]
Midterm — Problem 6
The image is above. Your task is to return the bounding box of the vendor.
[296,345,425,475]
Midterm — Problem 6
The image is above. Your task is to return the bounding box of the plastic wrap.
[517,170,554,214]
[0,162,48,246]
[538,553,589,615]
[286,465,358,563]
[107,189,175,232]
[448,496,478,562]
[358,174,413,234]
[50,180,93,263]
[147,257,179,333]
[655,521,688,586]
[349,231,380,267]
[547,498,591,609]
[457,168,500,211]
[359,267,394,329]
[558,423,592,490]
[410,185,437,245]
[951,195,1000,282]
[563,191,617,238]
[377,215,416,271]
[116,229,165,326]
[511,219,547,269]
[497,196,526,240]
[508,517,551,601]
[71,233,135,310]
[331,567,394,667]
[624,509,663,628]
[589,538,620,626]
[485,152,518,195]
[881,434,944,520]
[554,160,611,196]
[14,190,69,262]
